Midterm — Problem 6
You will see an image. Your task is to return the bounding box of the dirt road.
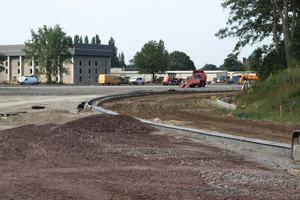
[101,92,300,144]
[1,93,300,199]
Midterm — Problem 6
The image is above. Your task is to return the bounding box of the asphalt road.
[0,84,242,96]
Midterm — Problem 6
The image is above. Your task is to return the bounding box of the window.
[89,61,91,66]
[18,61,20,66]
[5,62,7,66]
[30,69,32,74]
[56,77,58,82]
[79,76,82,82]
[95,68,98,74]
[105,61,107,66]
[95,61,98,66]
[79,61,82,66]
[88,69,91,74]
[105,69,107,74]
[36,69,38,73]
[95,76,98,83]
[89,76,91,82]
[30,61,32,66]
[13,76,16,81]
[5,69,8,74]
[36,61,38,66]
[18,69,20,74]
[79,68,82,74]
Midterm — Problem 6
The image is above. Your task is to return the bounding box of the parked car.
[129,77,145,85]
[19,77,38,85]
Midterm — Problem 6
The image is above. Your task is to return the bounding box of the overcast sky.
[1,0,270,68]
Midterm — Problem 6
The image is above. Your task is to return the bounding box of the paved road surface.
[0,84,242,96]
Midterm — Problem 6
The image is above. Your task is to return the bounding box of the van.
[98,74,120,85]
[129,77,145,85]
[19,77,38,85]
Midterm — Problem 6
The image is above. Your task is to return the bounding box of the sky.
[0,0,270,68]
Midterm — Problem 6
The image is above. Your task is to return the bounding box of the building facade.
[0,43,113,84]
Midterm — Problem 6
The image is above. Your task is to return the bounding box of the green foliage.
[95,34,101,44]
[23,24,74,83]
[91,37,96,44]
[79,36,83,43]
[201,64,218,70]
[234,67,300,122]
[133,40,170,81]
[0,54,5,73]
[169,51,196,70]
[74,35,79,44]
[118,51,126,68]
[108,37,119,68]
[187,102,198,108]
[219,53,246,71]
[84,35,89,44]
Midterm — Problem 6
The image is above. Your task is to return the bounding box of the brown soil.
[101,92,300,144]
[1,113,299,199]
[1,94,300,199]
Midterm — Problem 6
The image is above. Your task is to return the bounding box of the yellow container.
[211,96,217,101]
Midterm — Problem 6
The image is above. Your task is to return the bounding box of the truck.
[162,76,182,85]
[180,70,206,88]
[98,74,120,85]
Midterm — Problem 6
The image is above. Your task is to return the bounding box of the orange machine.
[179,70,207,88]
[237,74,258,84]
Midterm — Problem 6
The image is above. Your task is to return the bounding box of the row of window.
[6,61,38,67]
[79,76,99,83]
[79,68,108,74]
[5,69,38,74]
[79,61,107,67]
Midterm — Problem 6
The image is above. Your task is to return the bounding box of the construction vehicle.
[289,130,300,176]
[162,76,182,85]
[237,74,258,84]
[119,74,130,84]
[222,77,234,84]
[179,70,207,88]
[33,72,50,83]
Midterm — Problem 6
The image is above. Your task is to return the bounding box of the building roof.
[0,44,113,57]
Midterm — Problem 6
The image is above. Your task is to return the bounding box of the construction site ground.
[1,93,300,199]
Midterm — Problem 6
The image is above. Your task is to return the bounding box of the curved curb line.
[86,91,291,157]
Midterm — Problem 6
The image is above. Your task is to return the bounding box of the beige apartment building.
[0,43,113,84]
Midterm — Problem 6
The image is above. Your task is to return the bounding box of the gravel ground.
[0,113,299,199]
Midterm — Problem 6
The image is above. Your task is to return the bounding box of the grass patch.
[233,67,300,122]
[187,102,198,108]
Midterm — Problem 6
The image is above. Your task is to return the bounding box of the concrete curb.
[86,91,291,157]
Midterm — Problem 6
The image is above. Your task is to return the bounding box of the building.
[0,43,113,84]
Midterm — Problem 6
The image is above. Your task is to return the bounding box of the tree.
[118,51,126,68]
[169,51,196,70]
[0,54,5,73]
[201,64,218,70]
[95,34,101,44]
[79,36,83,43]
[133,40,170,81]
[74,35,79,44]
[84,35,89,44]
[215,0,300,66]
[91,37,96,44]
[108,37,119,68]
[23,24,74,83]
[219,53,246,71]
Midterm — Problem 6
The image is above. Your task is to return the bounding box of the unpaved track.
[101,92,300,144]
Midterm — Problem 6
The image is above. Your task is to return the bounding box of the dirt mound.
[1,112,300,199]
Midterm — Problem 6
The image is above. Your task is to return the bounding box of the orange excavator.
[237,74,258,84]
[179,70,207,88]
